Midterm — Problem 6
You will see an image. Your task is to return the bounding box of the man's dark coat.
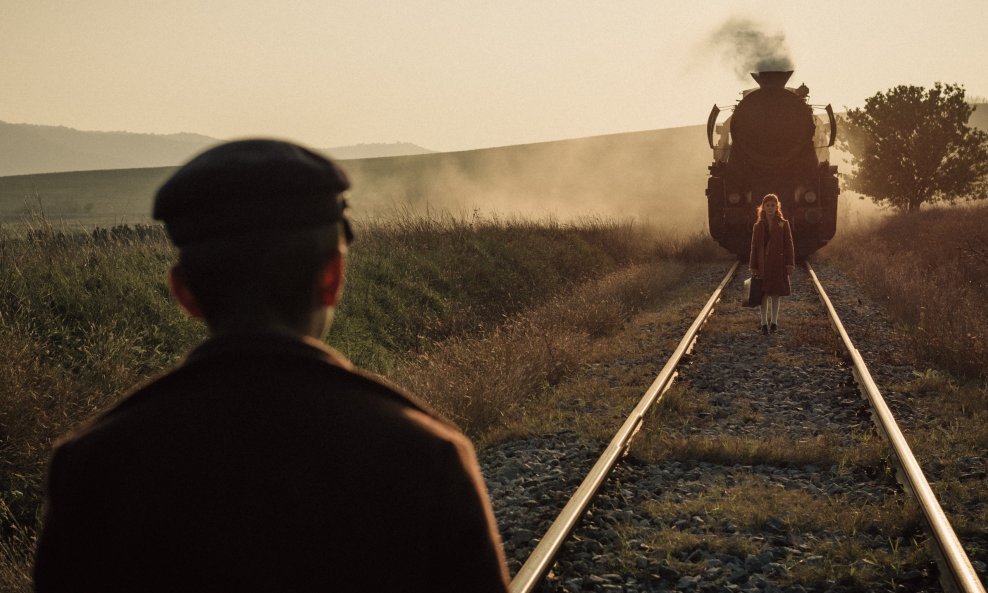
[34,333,510,592]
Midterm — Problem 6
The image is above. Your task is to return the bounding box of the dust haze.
[342,125,712,236]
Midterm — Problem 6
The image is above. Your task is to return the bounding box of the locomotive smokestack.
[751,70,794,88]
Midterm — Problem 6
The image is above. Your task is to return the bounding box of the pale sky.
[3,0,986,152]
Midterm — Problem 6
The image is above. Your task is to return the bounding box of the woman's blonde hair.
[757,193,786,223]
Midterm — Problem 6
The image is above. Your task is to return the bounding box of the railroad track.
[484,261,985,593]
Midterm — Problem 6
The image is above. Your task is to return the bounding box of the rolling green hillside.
[0,167,176,227]
[0,125,714,230]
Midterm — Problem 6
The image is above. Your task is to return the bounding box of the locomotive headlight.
[803,191,818,204]
[727,193,741,204]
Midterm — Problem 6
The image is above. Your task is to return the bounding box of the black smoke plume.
[707,17,794,80]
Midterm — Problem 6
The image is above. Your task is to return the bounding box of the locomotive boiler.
[705,70,839,261]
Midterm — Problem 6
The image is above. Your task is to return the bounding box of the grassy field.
[0,212,717,589]
[824,202,988,383]
[0,167,175,226]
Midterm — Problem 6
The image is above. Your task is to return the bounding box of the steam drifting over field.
[342,126,713,232]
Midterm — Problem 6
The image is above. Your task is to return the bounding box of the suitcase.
[742,277,762,307]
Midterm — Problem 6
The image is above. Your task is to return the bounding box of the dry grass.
[634,475,928,590]
[778,309,843,358]
[0,499,34,593]
[781,536,932,590]
[395,261,688,437]
[824,203,988,382]
[655,385,716,421]
[450,259,734,447]
[885,371,988,537]
[631,433,870,468]
[641,475,919,536]
[600,481,928,591]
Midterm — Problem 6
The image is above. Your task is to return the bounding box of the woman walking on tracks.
[749,193,795,335]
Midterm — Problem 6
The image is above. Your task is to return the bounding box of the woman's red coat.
[749,217,795,296]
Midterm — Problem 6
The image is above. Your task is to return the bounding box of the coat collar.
[185,332,354,371]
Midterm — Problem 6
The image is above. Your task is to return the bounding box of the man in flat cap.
[33,139,510,592]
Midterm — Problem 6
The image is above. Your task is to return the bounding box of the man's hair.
[178,224,343,331]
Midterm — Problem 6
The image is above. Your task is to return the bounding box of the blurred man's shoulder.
[70,333,461,446]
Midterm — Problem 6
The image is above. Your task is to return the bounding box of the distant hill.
[970,103,988,133]
[0,121,218,177]
[323,143,434,160]
[0,120,433,176]
[0,125,713,229]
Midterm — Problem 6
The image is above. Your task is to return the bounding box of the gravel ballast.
[478,261,979,593]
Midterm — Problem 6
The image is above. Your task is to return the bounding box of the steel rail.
[509,261,740,593]
[806,263,985,593]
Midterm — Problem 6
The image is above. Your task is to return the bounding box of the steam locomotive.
[705,70,839,261]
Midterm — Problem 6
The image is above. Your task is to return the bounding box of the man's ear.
[317,254,345,307]
[168,265,205,319]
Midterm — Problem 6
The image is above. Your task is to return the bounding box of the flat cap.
[153,139,351,247]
